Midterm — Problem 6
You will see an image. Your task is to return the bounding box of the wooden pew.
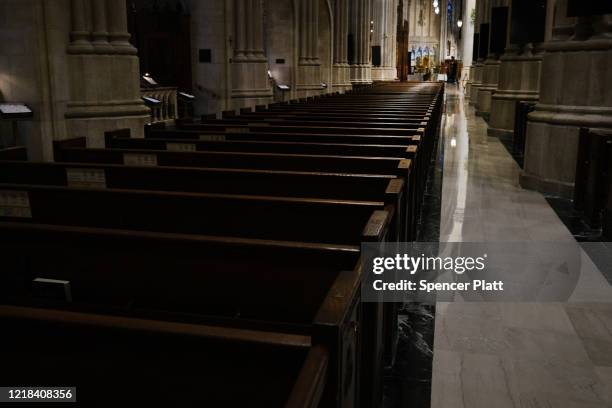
[0,182,396,244]
[100,136,421,240]
[1,81,444,407]
[193,117,431,130]
[0,146,27,161]
[0,160,406,241]
[145,129,427,195]
[148,127,422,146]
[52,142,415,241]
[0,305,328,408]
[106,134,417,159]
[0,222,366,407]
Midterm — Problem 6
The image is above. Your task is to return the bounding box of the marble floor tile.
[431,88,612,408]
[594,366,612,403]
[566,304,612,366]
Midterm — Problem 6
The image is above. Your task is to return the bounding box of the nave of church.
[1,0,612,407]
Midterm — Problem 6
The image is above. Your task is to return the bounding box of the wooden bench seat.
[0,305,328,408]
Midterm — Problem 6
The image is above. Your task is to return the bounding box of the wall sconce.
[457,19,463,27]
[435,6,440,14]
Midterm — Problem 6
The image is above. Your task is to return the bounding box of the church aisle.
[431,87,612,408]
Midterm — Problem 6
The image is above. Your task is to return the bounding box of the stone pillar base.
[465,81,473,98]
[521,105,612,198]
[332,63,352,91]
[296,63,323,97]
[231,60,274,106]
[476,59,500,116]
[468,63,484,104]
[476,86,495,118]
[519,171,575,199]
[65,53,149,150]
[489,92,539,136]
[66,113,149,148]
[371,66,397,81]
[469,83,482,105]
[350,64,373,84]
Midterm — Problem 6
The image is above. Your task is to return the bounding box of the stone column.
[231,0,272,107]
[476,0,509,119]
[469,0,486,104]
[520,1,612,198]
[371,0,398,80]
[297,0,322,96]
[350,0,373,84]
[488,0,547,138]
[91,0,113,53]
[65,0,148,147]
[106,0,138,54]
[461,0,476,90]
[68,0,93,54]
[385,0,398,78]
[333,0,352,90]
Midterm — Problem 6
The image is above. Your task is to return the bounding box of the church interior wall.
[190,0,229,116]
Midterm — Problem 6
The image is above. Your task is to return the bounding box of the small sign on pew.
[32,278,72,302]
[123,153,158,166]
[226,127,249,134]
[199,134,226,141]
[66,168,107,189]
[0,190,31,218]
[248,122,270,127]
[166,142,197,152]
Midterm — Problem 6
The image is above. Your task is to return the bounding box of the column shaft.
[91,0,113,53]
[311,0,319,62]
[246,0,254,57]
[69,0,93,53]
[106,0,137,54]
[300,0,309,62]
[234,0,246,58]
[252,0,264,58]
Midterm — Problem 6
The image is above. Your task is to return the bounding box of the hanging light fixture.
[435,6,440,14]
[457,19,463,27]
[433,0,439,7]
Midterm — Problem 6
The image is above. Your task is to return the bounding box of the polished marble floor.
[431,87,612,408]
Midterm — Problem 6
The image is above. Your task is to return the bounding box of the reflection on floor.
[431,88,612,408]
